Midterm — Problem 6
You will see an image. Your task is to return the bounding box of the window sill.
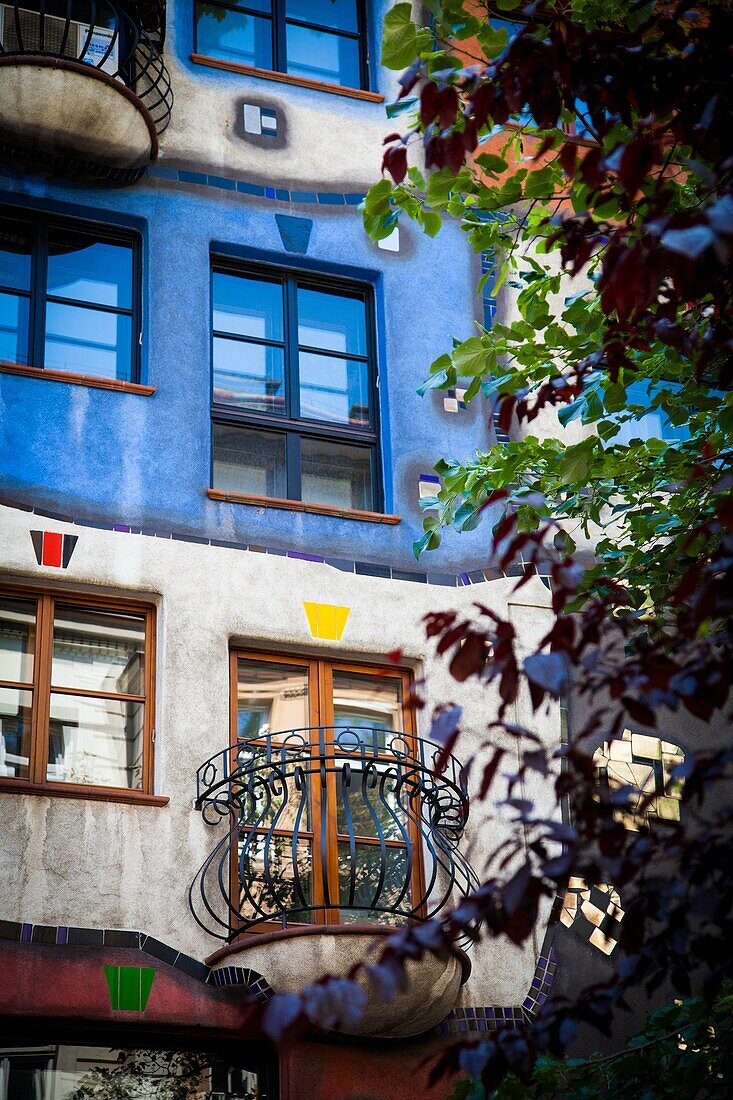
[206,488,401,525]
[190,54,384,103]
[0,780,169,806]
[0,361,155,396]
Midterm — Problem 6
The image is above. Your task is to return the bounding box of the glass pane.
[300,437,373,510]
[287,0,358,32]
[0,215,32,291]
[338,841,410,924]
[196,5,273,68]
[0,291,30,364]
[51,605,146,696]
[239,832,313,924]
[213,272,283,342]
[299,351,370,426]
[0,686,32,779]
[0,597,36,684]
[44,301,132,380]
[236,743,312,831]
[47,692,144,788]
[286,23,361,85]
[297,287,367,354]
[236,658,309,740]
[336,762,409,841]
[212,424,287,497]
[0,1046,266,1100]
[47,229,133,309]
[213,337,286,414]
[332,670,403,739]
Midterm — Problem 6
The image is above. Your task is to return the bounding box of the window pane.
[213,337,286,414]
[297,287,367,355]
[212,424,287,497]
[336,762,409,841]
[238,744,313,831]
[300,438,373,510]
[0,597,36,684]
[213,272,284,342]
[0,686,32,779]
[332,671,403,737]
[0,215,32,291]
[338,841,409,924]
[299,351,370,426]
[44,301,132,380]
[286,23,361,86]
[51,605,146,696]
[286,0,358,32]
[236,658,309,739]
[0,291,29,364]
[196,5,273,68]
[47,229,133,309]
[47,692,144,789]
[239,832,313,923]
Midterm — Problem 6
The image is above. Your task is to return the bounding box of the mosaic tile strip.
[208,965,273,1002]
[146,162,366,208]
[2,496,556,590]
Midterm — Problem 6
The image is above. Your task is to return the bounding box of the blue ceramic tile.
[344,193,365,205]
[391,569,427,584]
[318,193,345,205]
[179,170,208,185]
[325,557,356,572]
[237,181,266,196]
[426,572,457,586]
[355,562,391,578]
[147,165,179,181]
[265,187,276,199]
[290,191,318,203]
[275,189,290,201]
[208,175,237,191]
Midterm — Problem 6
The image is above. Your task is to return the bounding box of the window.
[210,262,381,512]
[0,207,141,382]
[0,588,155,796]
[603,379,691,447]
[194,0,368,90]
[231,652,418,929]
[594,729,685,831]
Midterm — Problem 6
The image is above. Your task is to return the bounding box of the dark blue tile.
[355,562,391,579]
[344,193,364,205]
[211,538,244,549]
[237,181,266,197]
[287,551,324,563]
[427,572,457,587]
[275,214,312,255]
[148,166,179,181]
[208,175,237,190]
[171,532,210,544]
[325,557,355,572]
[0,496,33,512]
[265,546,286,556]
[179,170,208,185]
[318,193,345,205]
[392,569,427,583]
[275,189,290,201]
[265,187,276,199]
[56,927,68,945]
[290,191,318,204]
[76,518,114,531]
[34,507,74,522]
[468,569,486,583]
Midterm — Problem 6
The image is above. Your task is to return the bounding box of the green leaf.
[475,153,509,175]
[558,437,596,485]
[363,178,394,215]
[420,210,443,237]
[385,96,419,119]
[417,369,449,396]
[524,166,556,199]
[381,4,420,69]
[453,337,490,377]
[477,24,509,58]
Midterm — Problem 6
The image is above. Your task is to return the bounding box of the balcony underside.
[0,57,157,181]
[208,925,471,1039]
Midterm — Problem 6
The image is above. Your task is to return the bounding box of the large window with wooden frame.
[231,651,420,929]
[194,0,369,91]
[210,261,382,513]
[0,588,155,797]
[0,206,141,382]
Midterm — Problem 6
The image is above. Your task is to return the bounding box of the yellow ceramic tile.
[303,601,351,641]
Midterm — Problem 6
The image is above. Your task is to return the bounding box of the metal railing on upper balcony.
[0,1,173,133]
[189,727,480,943]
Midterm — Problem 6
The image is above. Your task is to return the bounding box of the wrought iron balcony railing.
[0,1,173,134]
[189,728,480,942]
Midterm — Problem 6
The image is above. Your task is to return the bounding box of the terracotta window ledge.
[207,488,401,525]
[0,361,155,396]
[190,54,384,103]
[0,780,169,806]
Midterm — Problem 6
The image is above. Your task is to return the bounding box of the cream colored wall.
[0,504,559,1008]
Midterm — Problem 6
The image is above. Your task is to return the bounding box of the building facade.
[0,3,581,1098]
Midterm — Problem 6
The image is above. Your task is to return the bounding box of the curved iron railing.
[0,1,173,134]
[190,728,480,943]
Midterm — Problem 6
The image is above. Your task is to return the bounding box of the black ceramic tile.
[391,569,427,583]
[172,532,210,544]
[140,937,179,966]
[174,953,211,982]
[324,557,356,572]
[355,562,391,579]
[104,930,142,949]
[426,572,458,586]
[31,925,57,944]
[67,927,104,946]
[0,920,22,940]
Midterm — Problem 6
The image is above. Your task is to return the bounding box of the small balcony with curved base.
[0,1,172,182]
[190,727,479,1039]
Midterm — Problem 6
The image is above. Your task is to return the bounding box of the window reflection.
[236,658,309,740]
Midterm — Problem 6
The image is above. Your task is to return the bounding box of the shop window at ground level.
[194,0,369,90]
[0,1044,274,1100]
[0,587,156,797]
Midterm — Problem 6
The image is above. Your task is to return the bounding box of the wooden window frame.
[0,203,143,384]
[0,584,163,806]
[230,649,424,934]
[193,0,371,93]
[210,260,383,513]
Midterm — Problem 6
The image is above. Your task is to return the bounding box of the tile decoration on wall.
[418,472,441,501]
[275,213,313,254]
[443,387,468,414]
[555,880,624,956]
[146,162,366,207]
[242,103,279,137]
[30,529,78,568]
[594,730,685,830]
[377,227,400,253]
[303,601,351,641]
[208,965,273,1001]
[105,964,156,1011]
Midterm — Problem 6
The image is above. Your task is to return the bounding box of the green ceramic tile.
[105,964,156,1011]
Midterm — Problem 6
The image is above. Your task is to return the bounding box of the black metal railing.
[0,1,173,133]
[189,728,479,943]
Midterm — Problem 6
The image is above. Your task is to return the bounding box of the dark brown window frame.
[0,584,165,806]
[230,649,424,934]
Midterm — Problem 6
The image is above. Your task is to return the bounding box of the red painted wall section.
[0,942,257,1035]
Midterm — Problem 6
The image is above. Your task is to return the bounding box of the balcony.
[0,1,173,182]
[190,727,478,1038]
